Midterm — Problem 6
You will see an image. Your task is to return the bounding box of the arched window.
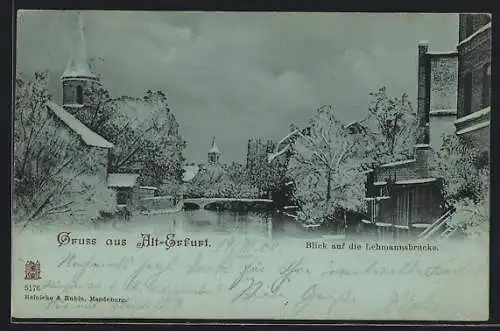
[76,85,84,104]
[482,63,491,108]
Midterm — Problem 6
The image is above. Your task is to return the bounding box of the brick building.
[454,14,491,154]
[427,47,459,152]
[364,41,447,239]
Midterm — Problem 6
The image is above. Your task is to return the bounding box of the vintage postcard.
[12,11,490,321]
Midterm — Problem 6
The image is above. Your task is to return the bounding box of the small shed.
[107,173,140,209]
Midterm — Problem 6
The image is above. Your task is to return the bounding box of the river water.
[108,209,338,240]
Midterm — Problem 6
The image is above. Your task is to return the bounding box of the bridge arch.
[181,198,275,212]
[183,202,201,210]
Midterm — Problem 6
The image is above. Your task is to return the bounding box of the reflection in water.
[115,209,332,239]
[180,209,278,237]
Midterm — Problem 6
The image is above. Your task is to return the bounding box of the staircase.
[418,209,456,241]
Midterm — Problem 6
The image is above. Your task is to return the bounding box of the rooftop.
[107,173,140,188]
[46,101,113,148]
[380,159,416,168]
[394,178,437,185]
[430,109,458,117]
[458,22,492,47]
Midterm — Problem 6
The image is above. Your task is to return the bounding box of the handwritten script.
[13,234,486,320]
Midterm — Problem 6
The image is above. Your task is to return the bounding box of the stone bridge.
[182,197,274,210]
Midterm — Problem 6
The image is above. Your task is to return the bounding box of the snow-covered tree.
[13,72,115,227]
[77,88,186,187]
[185,162,260,199]
[246,138,290,198]
[430,133,489,206]
[287,105,369,223]
[365,86,417,163]
[430,133,489,237]
[226,161,248,185]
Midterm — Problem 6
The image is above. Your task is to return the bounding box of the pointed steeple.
[208,136,221,154]
[208,136,221,165]
[61,11,97,80]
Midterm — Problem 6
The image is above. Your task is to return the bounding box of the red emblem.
[24,260,41,280]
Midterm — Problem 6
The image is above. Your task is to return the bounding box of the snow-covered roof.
[430,109,457,117]
[427,50,458,56]
[454,106,490,125]
[375,222,393,227]
[61,12,97,80]
[139,186,158,190]
[63,104,85,109]
[46,101,114,148]
[275,128,301,152]
[380,159,416,168]
[107,173,140,188]
[182,165,200,182]
[457,22,492,47]
[456,120,490,136]
[267,145,290,163]
[394,225,410,230]
[394,178,437,185]
[364,196,390,201]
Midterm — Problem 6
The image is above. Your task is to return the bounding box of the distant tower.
[208,136,221,165]
[61,11,101,110]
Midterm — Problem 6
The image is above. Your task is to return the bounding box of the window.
[463,72,473,116]
[117,191,128,205]
[76,85,83,104]
[482,63,491,108]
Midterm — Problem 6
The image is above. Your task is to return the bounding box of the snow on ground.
[12,214,489,321]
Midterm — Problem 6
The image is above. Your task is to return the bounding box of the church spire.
[209,136,221,154]
[61,11,96,80]
[208,136,221,165]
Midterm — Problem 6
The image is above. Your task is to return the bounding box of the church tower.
[61,11,101,110]
[208,136,222,165]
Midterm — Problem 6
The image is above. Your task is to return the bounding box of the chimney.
[416,41,430,145]
[414,41,432,176]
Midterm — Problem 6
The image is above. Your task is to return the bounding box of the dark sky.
[16,11,459,164]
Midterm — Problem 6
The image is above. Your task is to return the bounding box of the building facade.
[107,173,140,208]
[455,14,491,153]
[246,137,275,173]
[55,12,138,213]
[364,41,446,239]
[427,46,459,152]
